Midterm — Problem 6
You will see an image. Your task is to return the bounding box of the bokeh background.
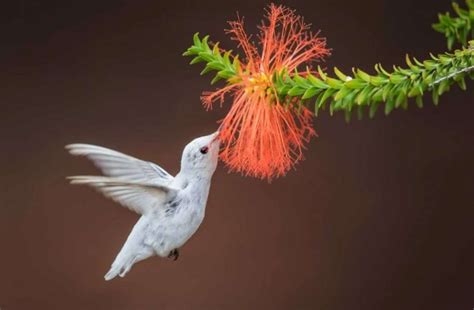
[0,0,472,309]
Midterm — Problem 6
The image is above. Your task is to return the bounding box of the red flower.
[203,4,330,180]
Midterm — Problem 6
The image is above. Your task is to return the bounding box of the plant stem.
[430,65,474,87]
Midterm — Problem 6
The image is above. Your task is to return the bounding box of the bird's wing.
[67,176,178,215]
[65,144,173,185]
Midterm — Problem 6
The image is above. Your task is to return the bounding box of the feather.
[65,144,173,185]
[67,176,178,215]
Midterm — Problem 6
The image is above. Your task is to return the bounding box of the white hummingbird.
[66,132,220,280]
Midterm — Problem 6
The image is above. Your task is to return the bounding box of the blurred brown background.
[0,0,473,309]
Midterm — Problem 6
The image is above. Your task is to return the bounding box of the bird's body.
[66,132,220,280]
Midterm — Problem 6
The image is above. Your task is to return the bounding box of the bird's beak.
[211,130,220,143]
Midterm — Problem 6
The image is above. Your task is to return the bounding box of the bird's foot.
[168,249,179,261]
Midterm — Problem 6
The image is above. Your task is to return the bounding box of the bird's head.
[180,131,220,177]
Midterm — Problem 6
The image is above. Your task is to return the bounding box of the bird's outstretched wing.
[65,144,173,186]
[67,176,178,215]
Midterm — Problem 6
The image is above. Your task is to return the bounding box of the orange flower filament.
[203,4,330,180]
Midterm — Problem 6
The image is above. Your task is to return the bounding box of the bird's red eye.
[200,146,209,154]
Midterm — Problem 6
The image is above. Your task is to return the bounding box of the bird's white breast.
[145,175,211,257]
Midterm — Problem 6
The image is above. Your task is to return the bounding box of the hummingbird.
[66,132,220,280]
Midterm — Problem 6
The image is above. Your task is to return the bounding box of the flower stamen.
[203,3,330,180]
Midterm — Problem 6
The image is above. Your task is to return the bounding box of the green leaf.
[369,101,380,118]
[376,64,391,76]
[233,56,241,72]
[223,50,232,65]
[370,76,387,87]
[356,87,372,105]
[317,66,327,81]
[432,89,440,106]
[382,85,392,101]
[357,105,364,120]
[356,69,371,82]
[448,35,455,50]
[408,84,422,97]
[395,91,407,108]
[293,74,311,87]
[307,75,329,89]
[423,60,438,70]
[416,95,423,108]
[192,32,201,46]
[207,61,225,70]
[326,78,343,89]
[278,85,291,96]
[199,52,215,62]
[212,43,221,56]
[334,67,348,81]
[189,56,204,65]
[302,87,322,99]
[334,87,351,101]
[439,55,452,65]
[317,88,337,108]
[405,55,421,72]
[345,79,367,89]
[390,74,407,84]
[200,65,213,75]
[217,70,235,79]
[344,109,352,123]
[385,97,395,115]
[329,101,336,116]
[210,74,222,85]
[288,86,305,96]
[201,35,210,50]
[457,76,467,90]
[372,88,384,102]
[438,79,450,95]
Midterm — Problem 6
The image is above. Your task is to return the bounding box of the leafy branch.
[433,0,474,49]
[184,0,474,120]
[279,43,474,121]
[183,33,241,85]
[184,33,474,120]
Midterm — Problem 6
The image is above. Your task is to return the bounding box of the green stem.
[430,64,474,86]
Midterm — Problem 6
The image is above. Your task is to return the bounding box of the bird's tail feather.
[103,216,154,281]
[104,229,154,280]
[104,255,136,281]
[105,251,154,280]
